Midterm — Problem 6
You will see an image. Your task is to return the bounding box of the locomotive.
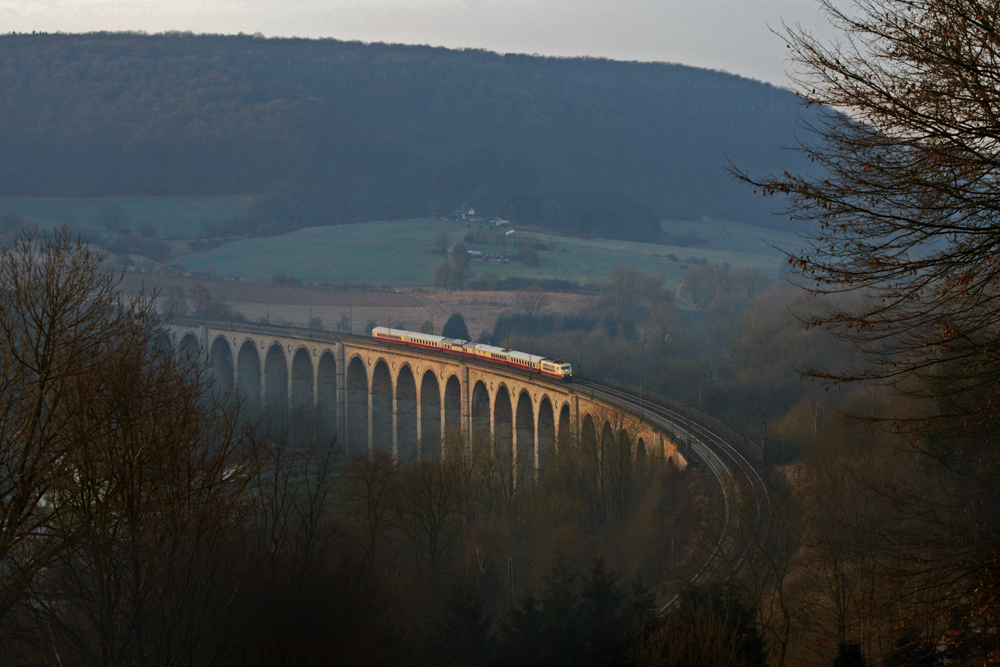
[371,327,573,379]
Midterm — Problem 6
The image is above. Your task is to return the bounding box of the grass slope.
[176,218,798,289]
[661,218,801,256]
[0,195,254,238]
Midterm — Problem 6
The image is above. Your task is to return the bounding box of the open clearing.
[117,273,591,338]
[0,196,799,290]
[175,217,797,289]
[112,214,798,336]
[0,195,254,238]
[116,271,436,334]
[177,219,453,286]
[661,218,801,256]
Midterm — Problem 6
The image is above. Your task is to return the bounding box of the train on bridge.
[372,327,573,379]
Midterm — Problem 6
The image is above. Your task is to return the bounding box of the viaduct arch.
[167,319,686,476]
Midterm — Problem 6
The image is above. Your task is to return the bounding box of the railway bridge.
[165,317,686,476]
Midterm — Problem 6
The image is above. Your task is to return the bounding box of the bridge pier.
[286,365,293,439]
[259,358,267,415]
[533,408,540,480]
[573,395,580,451]
[166,320,686,470]
[337,344,346,455]
[512,395,521,490]
[460,365,471,451]
[414,380,423,460]
[439,389,447,458]
[367,378,374,456]
[311,358,319,443]
[232,349,240,398]
[511,397,518,490]
[488,394,496,447]
[392,382,399,461]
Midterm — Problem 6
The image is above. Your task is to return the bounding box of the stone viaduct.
[166,318,685,477]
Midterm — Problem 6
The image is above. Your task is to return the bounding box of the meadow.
[0,195,254,238]
[0,196,797,289]
[175,217,797,289]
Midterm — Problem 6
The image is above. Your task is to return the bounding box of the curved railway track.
[571,377,771,609]
[170,319,770,605]
[359,330,772,605]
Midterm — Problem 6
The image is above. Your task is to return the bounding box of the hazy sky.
[0,0,842,87]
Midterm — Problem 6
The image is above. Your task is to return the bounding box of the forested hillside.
[0,32,810,239]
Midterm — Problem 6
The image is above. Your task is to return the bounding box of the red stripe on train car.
[377,334,570,377]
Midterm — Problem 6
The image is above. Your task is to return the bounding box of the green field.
[661,218,801,255]
[0,195,255,238]
[175,218,798,288]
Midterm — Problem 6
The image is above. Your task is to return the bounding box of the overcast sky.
[0,0,842,87]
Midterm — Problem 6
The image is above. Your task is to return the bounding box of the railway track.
[353,331,773,603]
[171,318,770,603]
[571,377,771,609]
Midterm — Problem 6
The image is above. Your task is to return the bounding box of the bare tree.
[343,452,400,568]
[0,229,137,630]
[160,284,188,317]
[600,411,643,523]
[737,5,1000,657]
[721,476,803,667]
[606,265,644,333]
[513,288,549,319]
[435,231,449,256]
[738,0,1000,433]
[773,394,996,665]
[636,584,765,667]
[248,440,341,605]
[239,440,346,667]
[190,281,212,315]
[0,228,263,665]
[395,459,467,572]
[434,261,469,292]
[28,309,259,667]
[678,264,727,309]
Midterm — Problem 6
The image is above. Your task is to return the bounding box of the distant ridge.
[0,33,810,239]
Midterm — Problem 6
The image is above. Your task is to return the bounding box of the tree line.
[0,32,813,240]
[478,260,1000,663]
[0,229,741,666]
[473,0,1000,658]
